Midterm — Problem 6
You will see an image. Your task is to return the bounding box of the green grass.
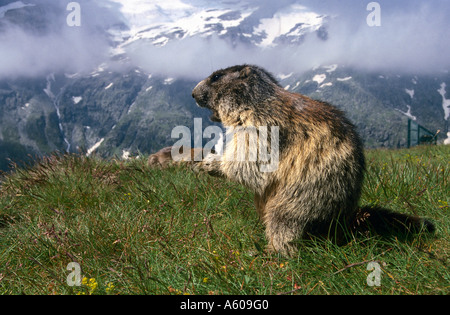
[0,145,448,295]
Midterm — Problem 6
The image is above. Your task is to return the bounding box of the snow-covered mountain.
[108,0,327,50]
[0,1,34,18]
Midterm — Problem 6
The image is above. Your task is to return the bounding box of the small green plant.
[0,146,448,295]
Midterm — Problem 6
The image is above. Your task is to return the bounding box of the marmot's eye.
[211,73,223,83]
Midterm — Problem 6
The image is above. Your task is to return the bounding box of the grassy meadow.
[0,145,448,295]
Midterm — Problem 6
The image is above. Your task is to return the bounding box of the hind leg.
[254,193,267,220]
[263,206,306,257]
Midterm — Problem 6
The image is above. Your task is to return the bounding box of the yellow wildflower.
[106,282,115,294]
[81,277,98,295]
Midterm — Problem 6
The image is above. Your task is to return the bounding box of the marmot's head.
[192,65,280,125]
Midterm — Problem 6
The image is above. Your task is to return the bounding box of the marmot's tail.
[352,206,436,236]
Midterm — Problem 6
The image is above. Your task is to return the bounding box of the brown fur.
[148,147,173,168]
[187,65,435,256]
[148,146,202,168]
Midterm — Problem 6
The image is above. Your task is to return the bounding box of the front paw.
[191,161,204,174]
[192,154,224,177]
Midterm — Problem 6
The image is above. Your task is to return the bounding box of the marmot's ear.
[239,66,254,79]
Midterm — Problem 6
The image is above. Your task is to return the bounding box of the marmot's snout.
[192,80,207,107]
[192,80,221,122]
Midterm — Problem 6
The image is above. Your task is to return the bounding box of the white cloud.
[1,0,449,79]
[0,0,121,79]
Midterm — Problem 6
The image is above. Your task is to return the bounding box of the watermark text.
[367,2,381,27]
[67,2,81,27]
[171,118,279,173]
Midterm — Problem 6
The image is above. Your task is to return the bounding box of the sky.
[0,0,120,78]
[307,0,450,74]
[0,0,449,79]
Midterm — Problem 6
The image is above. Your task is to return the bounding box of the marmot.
[148,146,202,168]
[148,146,173,167]
[177,65,434,256]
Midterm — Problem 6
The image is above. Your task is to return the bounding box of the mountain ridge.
[0,0,449,171]
[1,64,448,171]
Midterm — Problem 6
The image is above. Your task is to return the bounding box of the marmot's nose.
[192,80,204,100]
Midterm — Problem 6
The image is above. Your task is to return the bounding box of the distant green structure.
[407,119,438,148]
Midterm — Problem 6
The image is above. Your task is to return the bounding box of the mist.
[128,0,450,78]
[0,0,449,80]
[315,0,450,74]
[0,0,125,79]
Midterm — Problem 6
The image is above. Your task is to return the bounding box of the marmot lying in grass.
[158,64,435,256]
[148,146,202,167]
[148,146,173,168]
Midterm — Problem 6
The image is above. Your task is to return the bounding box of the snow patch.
[72,96,83,104]
[115,1,254,49]
[278,73,293,80]
[21,102,30,110]
[153,36,169,46]
[337,77,352,82]
[86,138,105,157]
[405,89,414,99]
[396,105,416,121]
[444,132,450,145]
[43,74,55,99]
[438,83,450,120]
[65,73,80,79]
[145,86,153,92]
[292,81,301,90]
[324,64,338,73]
[122,150,131,160]
[254,4,323,47]
[105,83,114,90]
[90,64,107,77]
[164,78,175,85]
[313,74,326,85]
[319,82,333,88]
